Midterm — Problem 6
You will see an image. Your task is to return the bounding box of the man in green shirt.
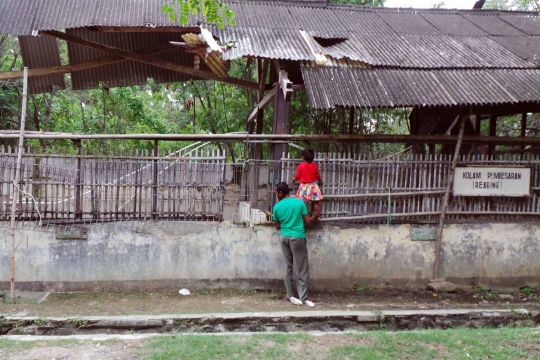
[273,182,320,307]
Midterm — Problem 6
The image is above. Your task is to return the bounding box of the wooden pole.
[152,140,158,220]
[0,133,538,146]
[74,140,83,220]
[521,113,527,160]
[488,115,497,156]
[433,114,467,280]
[10,67,28,300]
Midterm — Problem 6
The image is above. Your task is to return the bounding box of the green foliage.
[330,0,386,6]
[163,0,236,28]
[475,286,494,298]
[355,285,373,291]
[520,286,534,295]
[484,0,538,10]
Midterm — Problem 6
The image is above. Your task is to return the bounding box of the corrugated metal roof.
[321,34,536,68]
[67,28,209,90]
[301,66,540,109]
[459,14,526,36]
[375,13,441,35]
[18,35,66,94]
[499,15,540,35]
[0,0,538,36]
[1,0,540,109]
[0,0,40,36]
[0,0,202,35]
[216,27,316,61]
[420,13,488,36]
[491,36,540,65]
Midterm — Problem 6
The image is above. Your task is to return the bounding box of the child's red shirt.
[295,162,321,183]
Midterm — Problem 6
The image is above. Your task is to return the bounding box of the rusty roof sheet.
[301,66,540,109]
[67,28,209,90]
[18,35,66,94]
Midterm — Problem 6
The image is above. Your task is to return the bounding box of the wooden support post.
[428,144,435,157]
[152,140,158,220]
[488,115,497,156]
[251,59,269,209]
[348,108,355,153]
[10,68,28,300]
[270,71,291,207]
[433,115,467,280]
[348,108,355,134]
[521,113,527,160]
[410,107,420,154]
[74,140,83,220]
[475,114,481,137]
[271,74,291,163]
[256,60,270,138]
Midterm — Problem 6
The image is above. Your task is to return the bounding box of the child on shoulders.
[292,149,323,219]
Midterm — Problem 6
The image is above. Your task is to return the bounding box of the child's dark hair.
[302,148,315,163]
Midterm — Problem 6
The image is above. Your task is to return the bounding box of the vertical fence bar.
[152,140,158,220]
[433,115,467,280]
[10,67,28,300]
[74,140,82,220]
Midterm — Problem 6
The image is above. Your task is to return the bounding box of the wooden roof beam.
[41,30,259,90]
[247,87,276,125]
[0,44,178,81]
[1,132,540,146]
[90,26,201,33]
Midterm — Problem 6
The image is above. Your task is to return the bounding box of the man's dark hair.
[302,148,315,163]
[276,182,290,195]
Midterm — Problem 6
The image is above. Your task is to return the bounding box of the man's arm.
[302,212,320,225]
[273,221,281,230]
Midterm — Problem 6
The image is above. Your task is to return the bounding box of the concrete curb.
[1,309,538,336]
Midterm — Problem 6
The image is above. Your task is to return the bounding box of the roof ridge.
[225,0,538,17]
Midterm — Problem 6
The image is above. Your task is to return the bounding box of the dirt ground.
[1,287,539,317]
[0,339,147,360]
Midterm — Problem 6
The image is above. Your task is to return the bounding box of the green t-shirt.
[272,197,308,239]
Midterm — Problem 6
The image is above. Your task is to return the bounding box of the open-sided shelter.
[0,0,539,156]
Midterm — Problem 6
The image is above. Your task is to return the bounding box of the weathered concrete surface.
[0,222,539,291]
[0,309,535,335]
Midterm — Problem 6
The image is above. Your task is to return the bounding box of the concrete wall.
[0,222,539,292]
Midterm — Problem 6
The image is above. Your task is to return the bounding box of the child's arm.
[315,165,323,186]
[292,164,303,182]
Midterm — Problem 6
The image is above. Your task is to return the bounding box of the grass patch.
[143,334,293,360]
[0,338,79,351]
[521,287,535,295]
[475,286,494,298]
[142,328,540,360]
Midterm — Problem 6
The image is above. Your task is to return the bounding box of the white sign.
[453,166,530,197]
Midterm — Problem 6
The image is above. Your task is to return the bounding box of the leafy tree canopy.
[163,0,236,28]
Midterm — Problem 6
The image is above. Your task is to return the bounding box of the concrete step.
[1,309,538,336]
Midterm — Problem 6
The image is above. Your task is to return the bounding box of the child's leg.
[312,201,321,219]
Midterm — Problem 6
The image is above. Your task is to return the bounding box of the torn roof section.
[1,0,539,109]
